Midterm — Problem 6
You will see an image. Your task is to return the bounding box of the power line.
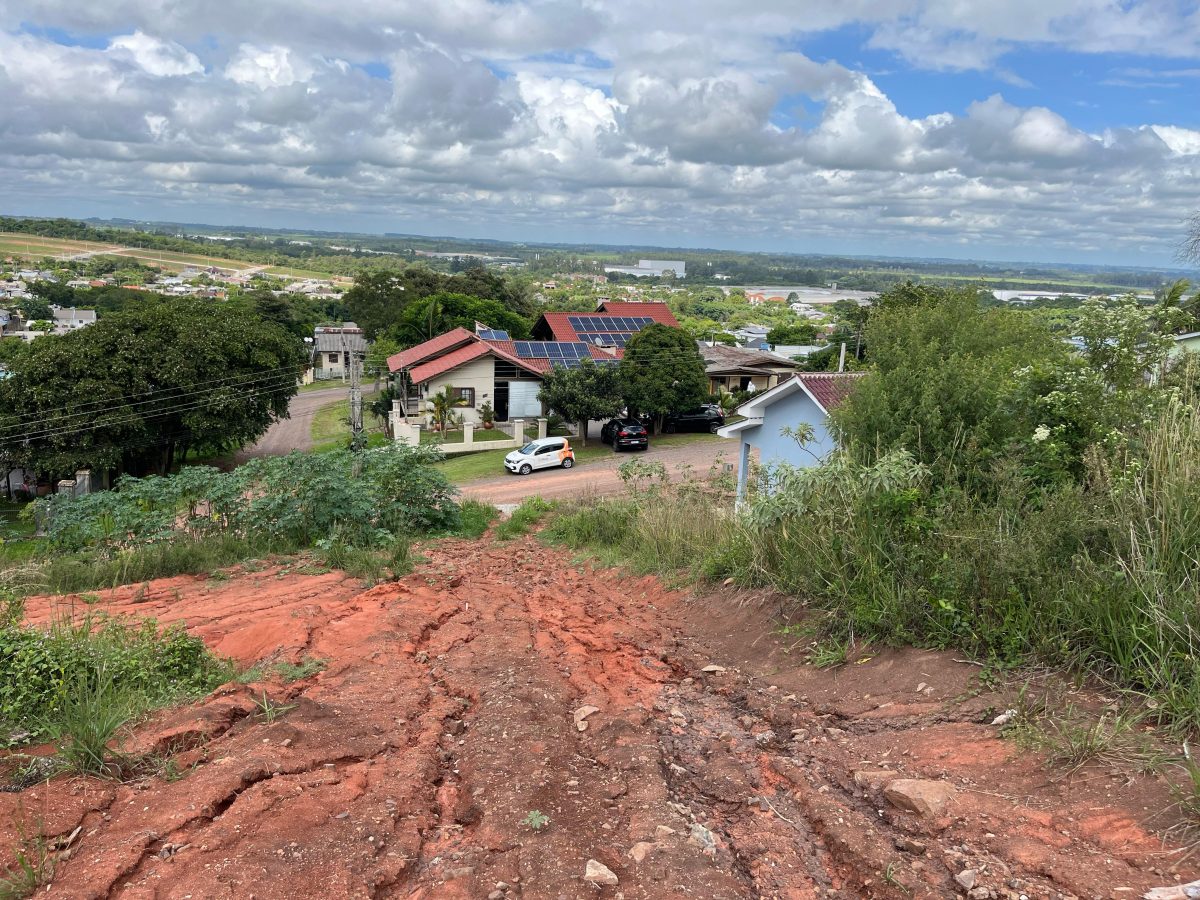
[0,364,306,435]
[0,378,301,449]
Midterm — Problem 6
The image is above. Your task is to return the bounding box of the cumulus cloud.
[109,31,203,77]
[0,1,1197,262]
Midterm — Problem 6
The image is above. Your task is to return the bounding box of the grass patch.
[494,497,554,540]
[274,656,327,683]
[37,535,284,595]
[0,612,233,759]
[453,500,499,539]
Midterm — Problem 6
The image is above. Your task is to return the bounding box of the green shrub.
[0,614,232,745]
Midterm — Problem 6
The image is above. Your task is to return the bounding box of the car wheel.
[519,463,532,476]
[562,457,574,469]
[709,421,721,434]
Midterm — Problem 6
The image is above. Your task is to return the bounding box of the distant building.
[311,324,369,381]
[8,305,97,341]
[604,259,686,279]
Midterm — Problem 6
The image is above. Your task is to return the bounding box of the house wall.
[1171,334,1200,357]
[419,355,497,425]
[741,390,836,469]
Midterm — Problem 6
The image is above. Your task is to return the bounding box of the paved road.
[462,434,740,505]
[236,386,349,460]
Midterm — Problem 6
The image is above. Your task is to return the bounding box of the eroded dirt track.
[5,537,1192,899]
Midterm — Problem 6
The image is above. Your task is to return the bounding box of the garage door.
[508,381,543,419]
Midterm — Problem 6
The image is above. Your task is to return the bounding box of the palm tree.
[426,385,466,433]
[1154,278,1197,334]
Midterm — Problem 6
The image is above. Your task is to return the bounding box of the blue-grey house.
[718,373,863,505]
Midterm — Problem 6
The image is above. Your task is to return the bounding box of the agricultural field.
[0,233,119,258]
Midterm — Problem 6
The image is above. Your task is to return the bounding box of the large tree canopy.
[0,298,305,480]
[831,288,1066,480]
[537,359,624,446]
[344,266,533,341]
[391,292,530,345]
[620,324,708,431]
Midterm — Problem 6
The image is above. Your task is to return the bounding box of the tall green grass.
[543,394,1200,733]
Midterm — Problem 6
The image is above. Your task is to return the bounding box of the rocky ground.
[3,533,1195,899]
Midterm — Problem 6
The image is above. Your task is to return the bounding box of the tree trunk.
[577,419,587,448]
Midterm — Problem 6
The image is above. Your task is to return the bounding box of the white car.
[504,437,576,475]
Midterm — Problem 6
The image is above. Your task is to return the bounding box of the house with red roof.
[387,302,678,425]
[717,373,864,505]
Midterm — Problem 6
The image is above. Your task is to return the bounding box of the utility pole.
[348,332,364,452]
[838,342,847,373]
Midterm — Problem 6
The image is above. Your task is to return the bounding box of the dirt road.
[463,435,739,505]
[237,386,348,459]
[7,535,1189,898]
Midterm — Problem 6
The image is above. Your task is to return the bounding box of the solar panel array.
[477,329,510,341]
[513,341,592,359]
[576,332,628,348]
[567,315,654,333]
[551,356,619,370]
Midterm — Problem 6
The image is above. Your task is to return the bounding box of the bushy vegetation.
[544,286,1200,732]
[0,613,231,757]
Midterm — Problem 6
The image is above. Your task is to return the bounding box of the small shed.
[718,373,863,505]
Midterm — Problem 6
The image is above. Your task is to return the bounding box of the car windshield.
[518,442,541,454]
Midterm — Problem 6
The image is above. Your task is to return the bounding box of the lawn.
[310,396,385,451]
[434,431,723,484]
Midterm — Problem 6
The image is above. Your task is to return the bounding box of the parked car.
[504,437,575,475]
[600,418,649,451]
[663,405,726,434]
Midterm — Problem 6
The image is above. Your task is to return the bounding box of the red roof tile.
[408,342,491,384]
[796,373,864,412]
[534,312,582,341]
[389,327,476,372]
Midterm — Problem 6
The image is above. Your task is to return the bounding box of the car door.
[534,441,562,470]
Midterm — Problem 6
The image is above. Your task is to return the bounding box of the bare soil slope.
[3,536,1191,899]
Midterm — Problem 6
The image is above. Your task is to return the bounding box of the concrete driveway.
[461,433,739,505]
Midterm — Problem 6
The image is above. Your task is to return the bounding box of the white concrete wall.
[420,356,496,425]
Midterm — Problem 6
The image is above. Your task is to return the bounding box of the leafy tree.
[832,288,1065,483]
[0,299,305,480]
[343,270,416,340]
[537,360,625,447]
[621,324,708,433]
[28,280,76,306]
[13,296,52,322]
[392,292,529,345]
[766,322,818,345]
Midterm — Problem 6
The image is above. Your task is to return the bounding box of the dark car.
[663,405,726,434]
[601,418,649,451]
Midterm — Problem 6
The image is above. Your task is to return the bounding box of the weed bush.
[37,445,460,555]
[0,614,232,745]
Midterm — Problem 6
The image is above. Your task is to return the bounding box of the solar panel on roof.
[514,341,530,356]
[478,329,509,341]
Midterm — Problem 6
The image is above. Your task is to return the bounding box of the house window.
[327,353,339,364]
[453,387,475,407]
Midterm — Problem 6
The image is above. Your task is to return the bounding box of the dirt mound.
[3,538,1193,898]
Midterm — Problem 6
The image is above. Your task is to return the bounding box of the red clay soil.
[3,536,1195,899]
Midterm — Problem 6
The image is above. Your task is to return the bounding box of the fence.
[389,401,549,456]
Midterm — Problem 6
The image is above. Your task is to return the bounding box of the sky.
[2,1,1200,266]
